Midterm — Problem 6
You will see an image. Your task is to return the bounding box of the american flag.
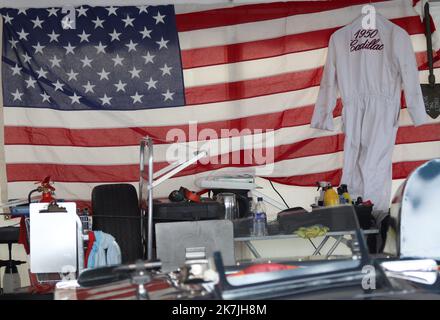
[2,0,440,208]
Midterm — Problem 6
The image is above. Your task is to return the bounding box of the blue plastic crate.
[9,198,68,217]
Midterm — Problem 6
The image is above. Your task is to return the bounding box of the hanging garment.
[311,13,427,212]
[87,231,122,268]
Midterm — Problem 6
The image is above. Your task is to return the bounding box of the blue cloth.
[87,231,121,268]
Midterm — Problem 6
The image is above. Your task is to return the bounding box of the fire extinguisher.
[27,176,56,204]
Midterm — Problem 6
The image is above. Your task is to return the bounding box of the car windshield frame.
[216,205,371,296]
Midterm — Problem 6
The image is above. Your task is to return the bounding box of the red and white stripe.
[4,0,440,205]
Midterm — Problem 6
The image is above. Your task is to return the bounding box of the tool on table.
[168,186,201,203]
[355,197,364,206]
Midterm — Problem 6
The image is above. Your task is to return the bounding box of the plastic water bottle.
[252,197,268,237]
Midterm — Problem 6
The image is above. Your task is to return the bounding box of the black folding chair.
[91,184,143,264]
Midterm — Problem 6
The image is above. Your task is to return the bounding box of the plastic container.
[252,197,268,236]
[340,184,352,204]
[2,265,21,293]
[323,186,340,206]
[337,187,346,204]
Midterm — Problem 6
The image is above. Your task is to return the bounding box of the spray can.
[2,264,21,294]
[2,243,22,294]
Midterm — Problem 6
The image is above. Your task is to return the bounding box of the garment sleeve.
[311,35,339,131]
[395,29,427,126]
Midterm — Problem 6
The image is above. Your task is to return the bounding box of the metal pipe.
[139,138,146,258]
[326,236,344,258]
[245,241,262,259]
[75,214,84,275]
[151,151,207,189]
[147,138,154,261]
[312,236,330,255]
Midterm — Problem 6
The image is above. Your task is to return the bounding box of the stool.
[0,226,26,294]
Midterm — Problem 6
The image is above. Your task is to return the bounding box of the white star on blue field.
[1,5,185,110]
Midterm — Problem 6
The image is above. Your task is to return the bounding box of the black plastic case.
[153,198,225,221]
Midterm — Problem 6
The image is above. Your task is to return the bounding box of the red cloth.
[84,231,95,268]
[228,263,300,277]
[18,216,30,254]
[28,272,55,294]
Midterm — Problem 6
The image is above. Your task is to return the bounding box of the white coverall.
[311,14,427,212]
